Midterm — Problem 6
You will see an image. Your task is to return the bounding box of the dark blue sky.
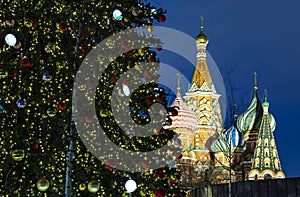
[151,0,300,178]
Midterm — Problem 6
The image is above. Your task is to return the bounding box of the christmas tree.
[0,0,183,196]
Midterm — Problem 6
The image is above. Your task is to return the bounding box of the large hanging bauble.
[79,183,86,191]
[125,179,137,193]
[11,149,25,161]
[37,179,50,191]
[88,180,99,193]
[5,33,16,46]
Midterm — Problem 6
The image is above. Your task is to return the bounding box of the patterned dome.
[165,92,197,131]
[237,91,263,133]
[211,125,245,153]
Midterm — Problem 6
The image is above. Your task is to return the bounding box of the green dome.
[237,91,263,133]
[262,101,269,107]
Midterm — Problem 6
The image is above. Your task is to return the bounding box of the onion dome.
[165,91,197,131]
[211,125,245,153]
[237,84,263,133]
[196,16,209,44]
[196,30,209,44]
[262,100,276,132]
[224,126,245,148]
[210,133,228,153]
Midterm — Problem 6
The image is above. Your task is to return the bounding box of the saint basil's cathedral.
[165,19,285,188]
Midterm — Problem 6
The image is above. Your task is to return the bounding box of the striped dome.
[211,126,245,153]
[237,91,263,133]
[224,126,245,148]
[165,92,197,131]
[268,113,276,132]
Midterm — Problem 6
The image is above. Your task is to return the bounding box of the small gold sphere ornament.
[47,107,56,117]
[11,149,25,161]
[24,20,32,27]
[88,180,99,193]
[79,183,86,191]
[37,179,50,191]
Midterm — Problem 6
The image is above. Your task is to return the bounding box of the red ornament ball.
[86,81,95,89]
[149,56,156,62]
[156,96,162,103]
[141,161,148,168]
[156,45,162,51]
[20,58,33,67]
[145,71,152,79]
[155,189,165,197]
[146,96,153,104]
[31,22,37,29]
[121,40,128,48]
[173,194,183,197]
[111,76,117,83]
[170,179,179,186]
[57,102,66,110]
[125,48,132,56]
[80,45,88,53]
[123,78,130,86]
[58,23,68,32]
[33,144,39,150]
[106,159,117,169]
[84,115,94,123]
[158,15,166,22]
[155,169,164,179]
[120,20,125,26]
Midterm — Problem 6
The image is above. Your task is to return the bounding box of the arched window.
[264,174,272,180]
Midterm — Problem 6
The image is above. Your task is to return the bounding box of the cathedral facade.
[167,20,285,188]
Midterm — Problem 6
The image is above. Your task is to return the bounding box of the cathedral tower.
[184,17,224,182]
[248,95,285,180]
[237,73,263,179]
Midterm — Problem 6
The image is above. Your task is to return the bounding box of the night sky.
[150,0,300,178]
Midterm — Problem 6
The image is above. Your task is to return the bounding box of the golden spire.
[196,16,208,44]
[176,72,181,93]
[254,72,258,90]
[200,16,204,31]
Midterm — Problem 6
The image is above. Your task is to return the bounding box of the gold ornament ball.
[47,107,56,117]
[11,149,25,161]
[37,179,50,192]
[79,183,86,191]
[24,20,32,27]
[88,180,99,193]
